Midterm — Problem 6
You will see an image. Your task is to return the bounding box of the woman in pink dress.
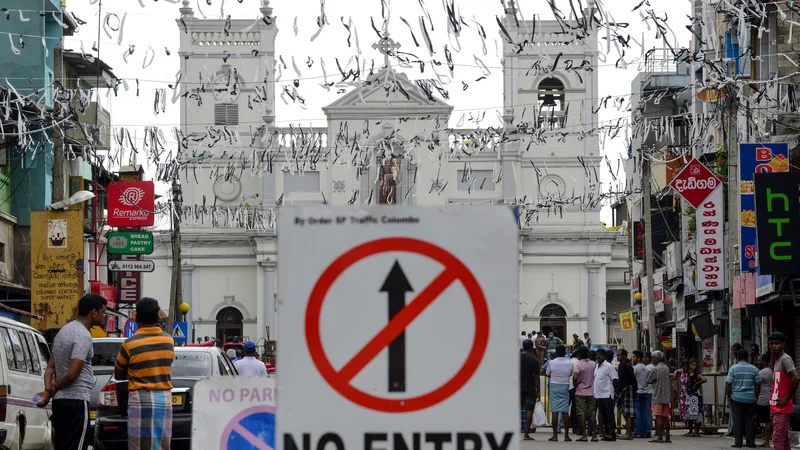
[672,360,689,422]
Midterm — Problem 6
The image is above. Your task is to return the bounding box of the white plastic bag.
[533,401,548,428]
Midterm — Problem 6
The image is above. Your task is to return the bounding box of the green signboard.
[107,231,154,255]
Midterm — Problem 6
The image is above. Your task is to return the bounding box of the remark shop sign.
[754,172,800,275]
[107,231,154,255]
[107,181,155,227]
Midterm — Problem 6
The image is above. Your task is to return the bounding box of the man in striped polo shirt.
[726,348,762,448]
[115,298,175,450]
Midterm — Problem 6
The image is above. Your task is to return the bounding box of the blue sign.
[124,319,138,337]
[172,322,188,343]
[739,143,789,272]
[221,406,275,450]
[756,274,775,297]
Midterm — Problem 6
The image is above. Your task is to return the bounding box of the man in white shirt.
[546,345,574,442]
[632,350,653,438]
[520,331,527,349]
[234,341,268,376]
[593,348,618,441]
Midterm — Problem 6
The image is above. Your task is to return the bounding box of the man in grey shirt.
[36,294,107,450]
[649,351,672,443]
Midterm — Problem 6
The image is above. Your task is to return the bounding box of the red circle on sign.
[305,237,490,413]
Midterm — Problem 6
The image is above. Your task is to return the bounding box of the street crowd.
[520,331,799,450]
[33,294,270,450]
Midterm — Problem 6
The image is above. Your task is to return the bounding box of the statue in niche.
[378,156,399,204]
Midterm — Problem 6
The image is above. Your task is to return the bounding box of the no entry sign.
[277,206,517,450]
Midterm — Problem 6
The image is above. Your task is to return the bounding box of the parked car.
[94,346,237,450]
[85,337,125,445]
[0,316,55,449]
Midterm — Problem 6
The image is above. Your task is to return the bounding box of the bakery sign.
[107,181,155,227]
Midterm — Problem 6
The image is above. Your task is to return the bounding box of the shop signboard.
[753,172,800,275]
[107,231,154,255]
[739,143,789,271]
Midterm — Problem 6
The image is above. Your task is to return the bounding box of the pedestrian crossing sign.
[173,321,188,343]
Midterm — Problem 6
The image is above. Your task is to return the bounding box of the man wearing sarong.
[615,349,637,440]
[115,298,175,450]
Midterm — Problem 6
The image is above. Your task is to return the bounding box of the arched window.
[537,77,566,129]
[540,304,567,318]
[216,307,243,344]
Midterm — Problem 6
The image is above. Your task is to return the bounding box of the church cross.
[372,31,401,67]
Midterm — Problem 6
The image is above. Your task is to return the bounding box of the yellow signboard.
[31,210,84,330]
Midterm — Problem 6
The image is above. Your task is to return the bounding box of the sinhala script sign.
[277,206,518,450]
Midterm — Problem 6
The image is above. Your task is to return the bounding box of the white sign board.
[696,186,725,291]
[192,376,276,450]
[108,259,155,272]
[277,206,518,450]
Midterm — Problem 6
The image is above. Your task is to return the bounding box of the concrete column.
[502,157,516,201]
[262,169,276,205]
[257,265,265,342]
[262,261,276,340]
[586,261,605,343]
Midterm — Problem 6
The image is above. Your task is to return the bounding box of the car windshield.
[92,341,123,367]
[172,352,213,377]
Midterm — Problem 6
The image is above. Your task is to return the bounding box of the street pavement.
[520,430,747,449]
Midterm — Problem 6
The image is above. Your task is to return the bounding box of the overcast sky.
[60,0,693,225]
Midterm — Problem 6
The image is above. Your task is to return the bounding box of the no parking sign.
[191,376,276,450]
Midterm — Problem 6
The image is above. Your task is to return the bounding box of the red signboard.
[116,254,141,304]
[633,221,645,260]
[91,281,118,332]
[107,181,155,227]
[669,159,721,208]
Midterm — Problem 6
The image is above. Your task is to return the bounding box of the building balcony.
[66,102,111,150]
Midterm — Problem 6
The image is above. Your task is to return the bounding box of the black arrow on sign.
[380,260,413,392]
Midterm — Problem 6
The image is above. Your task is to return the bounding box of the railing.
[643,48,687,78]
[179,205,276,231]
[532,372,732,430]
[271,127,328,149]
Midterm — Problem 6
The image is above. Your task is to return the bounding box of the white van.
[0,317,53,450]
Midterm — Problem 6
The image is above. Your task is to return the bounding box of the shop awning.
[746,299,800,318]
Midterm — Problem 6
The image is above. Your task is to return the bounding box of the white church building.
[142,1,629,346]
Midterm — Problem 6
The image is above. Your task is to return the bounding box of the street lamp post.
[601,312,619,345]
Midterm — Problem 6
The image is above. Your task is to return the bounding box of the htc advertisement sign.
[754,172,800,275]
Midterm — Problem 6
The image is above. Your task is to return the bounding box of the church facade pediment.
[322,68,453,118]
